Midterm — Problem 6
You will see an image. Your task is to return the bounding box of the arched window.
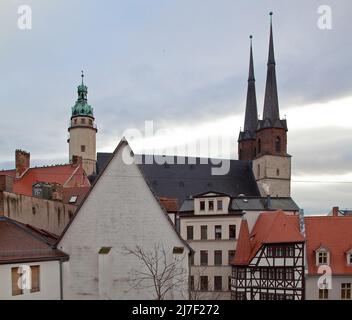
[275,136,281,152]
[258,139,261,154]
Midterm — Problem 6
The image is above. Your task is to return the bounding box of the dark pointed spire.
[243,35,258,136]
[81,70,85,85]
[263,12,280,123]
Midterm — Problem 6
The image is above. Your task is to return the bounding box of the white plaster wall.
[58,142,190,300]
[0,260,61,300]
[1,191,75,235]
[306,276,352,300]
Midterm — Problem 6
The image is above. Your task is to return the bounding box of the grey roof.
[231,197,300,211]
[179,196,300,213]
[96,153,260,204]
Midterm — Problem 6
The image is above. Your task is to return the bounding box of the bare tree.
[123,243,188,300]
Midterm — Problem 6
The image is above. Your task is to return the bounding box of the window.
[268,269,275,280]
[208,201,214,211]
[275,136,281,152]
[89,119,93,125]
[319,289,329,299]
[200,201,205,211]
[349,253,352,265]
[229,225,236,239]
[69,195,78,204]
[200,276,208,291]
[214,276,222,291]
[261,268,268,279]
[187,226,194,240]
[32,206,36,215]
[237,268,246,279]
[228,276,232,290]
[228,250,236,265]
[276,247,284,257]
[214,250,222,266]
[267,246,273,257]
[341,283,351,300]
[74,119,77,124]
[190,276,195,291]
[81,145,86,152]
[276,268,284,280]
[11,267,23,296]
[258,139,261,154]
[276,168,280,176]
[30,266,40,293]
[318,251,328,264]
[200,225,207,240]
[81,118,86,124]
[200,250,208,266]
[215,225,222,240]
[235,292,246,300]
[286,268,294,281]
[217,200,223,211]
[286,246,294,257]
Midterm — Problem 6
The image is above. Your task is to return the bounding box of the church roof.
[96,153,260,204]
[262,13,283,128]
[239,35,258,141]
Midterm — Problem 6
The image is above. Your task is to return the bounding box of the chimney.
[71,155,82,166]
[15,150,30,178]
[332,206,339,217]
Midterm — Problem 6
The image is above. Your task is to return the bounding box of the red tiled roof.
[0,164,90,197]
[232,211,304,266]
[305,216,352,275]
[233,219,251,265]
[62,186,90,206]
[159,197,179,213]
[0,217,68,264]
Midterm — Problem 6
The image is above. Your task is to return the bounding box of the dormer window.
[208,201,214,211]
[217,200,223,211]
[318,252,328,264]
[346,250,352,265]
[200,201,205,211]
[316,247,329,265]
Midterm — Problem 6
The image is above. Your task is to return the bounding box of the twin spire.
[242,12,284,136]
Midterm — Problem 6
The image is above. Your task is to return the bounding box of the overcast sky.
[1,0,352,214]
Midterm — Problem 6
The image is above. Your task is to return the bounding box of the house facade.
[305,210,352,300]
[56,140,191,300]
[179,193,300,300]
[0,216,68,300]
[231,211,305,300]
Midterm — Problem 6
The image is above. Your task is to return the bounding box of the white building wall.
[58,142,190,300]
[0,260,61,300]
[306,276,352,300]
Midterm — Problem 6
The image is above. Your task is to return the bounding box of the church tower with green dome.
[68,71,97,176]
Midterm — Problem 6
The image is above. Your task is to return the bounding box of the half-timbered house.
[230,211,305,300]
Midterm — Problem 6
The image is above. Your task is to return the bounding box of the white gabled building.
[56,139,191,300]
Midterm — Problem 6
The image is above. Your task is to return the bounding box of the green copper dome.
[71,72,94,117]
